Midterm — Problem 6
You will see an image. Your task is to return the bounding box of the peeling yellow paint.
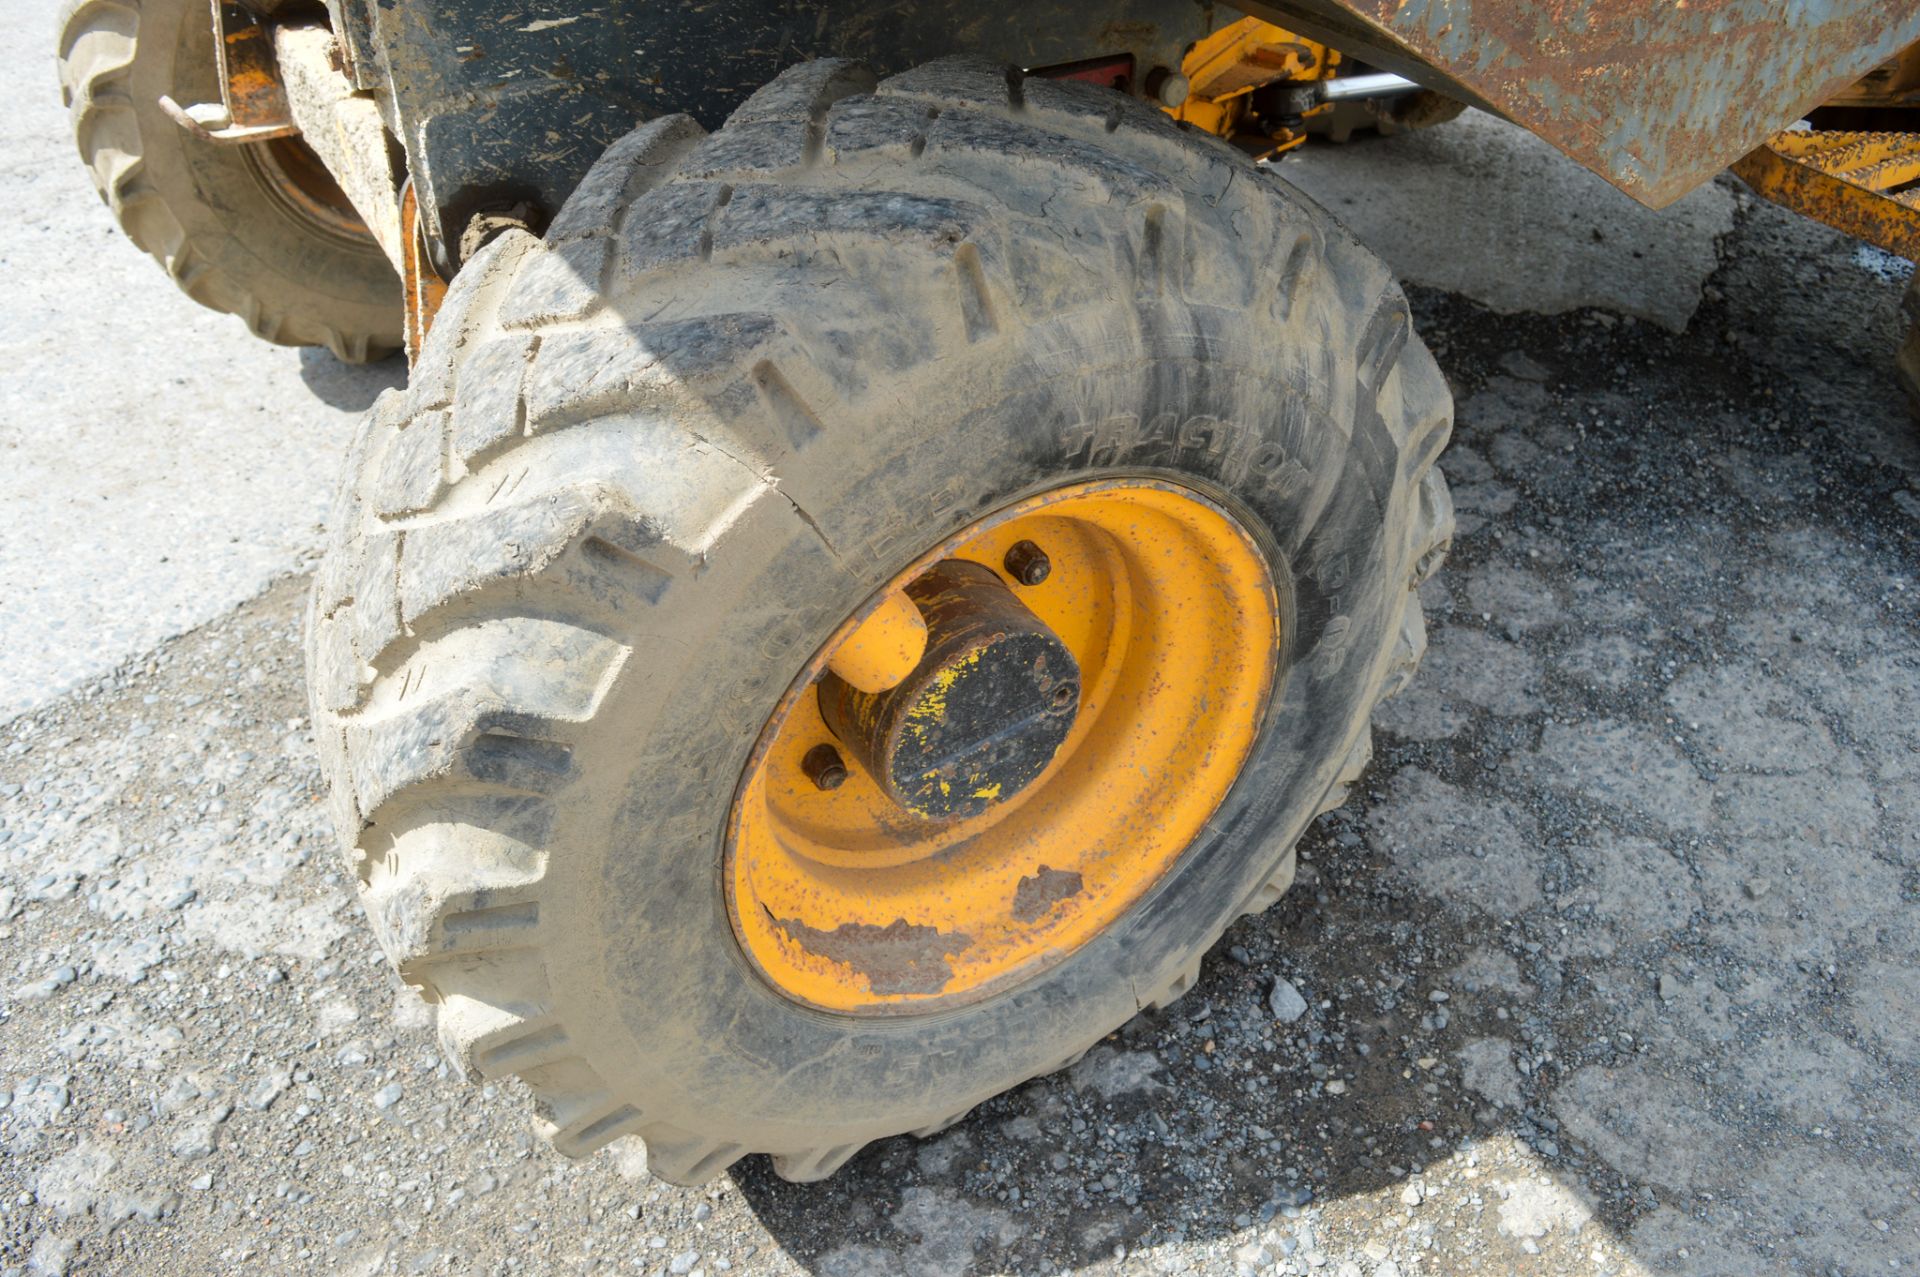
[725,479,1281,1014]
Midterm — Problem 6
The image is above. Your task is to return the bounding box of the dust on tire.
[307,55,1455,1184]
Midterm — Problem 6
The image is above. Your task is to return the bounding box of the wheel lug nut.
[1003,540,1051,586]
[802,744,849,791]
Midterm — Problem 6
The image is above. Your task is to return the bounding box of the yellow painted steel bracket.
[1168,16,1340,156]
[1728,43,1920,412]
[1732,131,1920,261]
[1732,42,1920,262]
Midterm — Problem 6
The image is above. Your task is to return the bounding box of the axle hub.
[819,559,1080,820]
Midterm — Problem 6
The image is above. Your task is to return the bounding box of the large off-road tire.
[308,56,1453,1184]
[56,0,401,361]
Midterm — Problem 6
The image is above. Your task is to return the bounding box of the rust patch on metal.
[774,914,971,996]
[220,12,293,130]
[1826,42,1920,109]
[157,1,298,144]
[401,182,448,367]
[1012,865,1085,923]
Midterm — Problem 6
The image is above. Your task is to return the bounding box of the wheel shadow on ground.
[296,345,405,411]
[730,201,1920,1277]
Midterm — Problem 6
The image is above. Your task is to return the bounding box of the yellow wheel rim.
[725,479,1281,1014]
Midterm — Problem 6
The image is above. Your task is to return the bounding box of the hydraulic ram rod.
[1315,71,1420,101]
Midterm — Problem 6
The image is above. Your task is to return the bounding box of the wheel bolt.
[1003,540,1051,586]
[802,743,849,791]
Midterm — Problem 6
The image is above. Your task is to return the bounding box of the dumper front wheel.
[307,56,1453,1184]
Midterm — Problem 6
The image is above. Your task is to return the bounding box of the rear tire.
[56,0,402,361]
[307,56,1454,1184]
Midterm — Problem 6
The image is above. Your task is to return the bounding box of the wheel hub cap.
[819,559,1081,821]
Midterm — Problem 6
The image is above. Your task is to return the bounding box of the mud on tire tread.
[309,55,1454,1185]
[57,0,401,361]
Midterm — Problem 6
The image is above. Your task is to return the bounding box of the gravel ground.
[3,80,1919,1277]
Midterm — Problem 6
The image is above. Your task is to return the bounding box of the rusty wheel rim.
[244,135,372,246]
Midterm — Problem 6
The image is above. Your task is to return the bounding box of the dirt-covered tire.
[56,0,401,361]
[307,56,1453,1184]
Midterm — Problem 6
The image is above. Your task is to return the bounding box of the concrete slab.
[0,4,402,724]
[1277,109,1737,332]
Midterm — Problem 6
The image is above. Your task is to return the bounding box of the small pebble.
[1270,978,1309,1024]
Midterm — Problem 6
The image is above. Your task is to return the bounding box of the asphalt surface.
[4,6,1919,1273]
